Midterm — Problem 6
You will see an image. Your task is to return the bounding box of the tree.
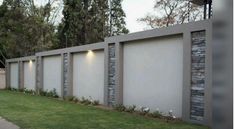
[57,0,128,48]
[109,0,129,36]
[138,0,203,29]
[0,0,58,59]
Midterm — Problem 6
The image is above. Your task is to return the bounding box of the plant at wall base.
[166,110,177,122]
[23,88,36,95]
[80,97,91,105]
[39,89,47,96]
[51,88,59,98]
[73,97,79,103]
[114,104,126,112]
[38,89,58,98]
[9,88,18,92]
[149,108,163,118]
[125,105,136,113]
[139,107,150,115]
[91,100,100,106]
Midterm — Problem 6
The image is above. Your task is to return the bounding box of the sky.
[0,0,156,33]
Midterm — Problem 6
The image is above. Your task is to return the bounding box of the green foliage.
[23,88,36,95]
[150,110,163,118]
[39,88,58,98]
[125,105,136,113]
[57,0,129,48]
[80,97,91,105]
[0,0,57,61]
[114,104,126,111]
[91,100,100,106]
[109,0,129,36]
[73,97,79,103]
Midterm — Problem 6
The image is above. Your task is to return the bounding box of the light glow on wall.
[29,60,33,71]
[86,50,95,63]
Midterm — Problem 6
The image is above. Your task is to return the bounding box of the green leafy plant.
[91,100,100,106]
[80,97,91,105]
[73,97,79,103]
[39,89,58,98]
[139,107,150,115]
[23,88,36,95]
[114,104,126,112]
[150,109,163,118]
[125,105,136,113]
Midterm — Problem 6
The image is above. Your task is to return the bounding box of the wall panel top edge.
[105,20,211,43]
[6,56,36,63]
[36,42,106,57]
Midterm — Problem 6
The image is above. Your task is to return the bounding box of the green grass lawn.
[0,90,209,129]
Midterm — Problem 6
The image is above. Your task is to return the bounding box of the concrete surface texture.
[0,69,5,89]
[0,117,19,129]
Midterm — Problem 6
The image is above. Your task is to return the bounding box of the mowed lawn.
[0,90,209,129]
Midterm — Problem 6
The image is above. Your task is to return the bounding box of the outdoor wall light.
[87,50,94,61]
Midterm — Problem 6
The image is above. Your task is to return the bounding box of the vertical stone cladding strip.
[5,62,10,88]
[190,31,206,121]
[107,43,116,106]
[19,61,24,89]
[63,53,69,96]
[36,56,42,92]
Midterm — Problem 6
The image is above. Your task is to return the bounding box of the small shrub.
[73,97,79,103]
[125,105,136,113]
[150,110,163,118]
[91,100,100,106]
[139,107,150,115]
[80,97,86,103]
[23,88,36,95]
[166,110,176,122]
[114,104,126,112]
[51,88,59,98]
[10,88,17,91]
[80,97,91,105]
[39,89,58,98]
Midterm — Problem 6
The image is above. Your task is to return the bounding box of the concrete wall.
[0,69,5,89]
[123,35,183,117]
[73,51,105,103]
[5,20,212,126]
[23,61,36,90]
[43,56,62,96]
[10,63,19,89]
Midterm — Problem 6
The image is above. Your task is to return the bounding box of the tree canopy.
[138,0,204,29]
[0,0,129,67]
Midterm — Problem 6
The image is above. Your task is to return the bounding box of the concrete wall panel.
[0,69,5,89]
[10,63,19,89]
[123,35,183,117]
[73,51,104,103]
[43,56,62,96]
[23,61,36,90]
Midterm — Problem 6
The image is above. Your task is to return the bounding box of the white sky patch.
[122,0,155,32]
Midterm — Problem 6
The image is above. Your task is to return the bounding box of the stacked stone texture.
[108,44,116,106]
[190,31,206,121]
[36,57,40,90]
[63,53,69,96]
